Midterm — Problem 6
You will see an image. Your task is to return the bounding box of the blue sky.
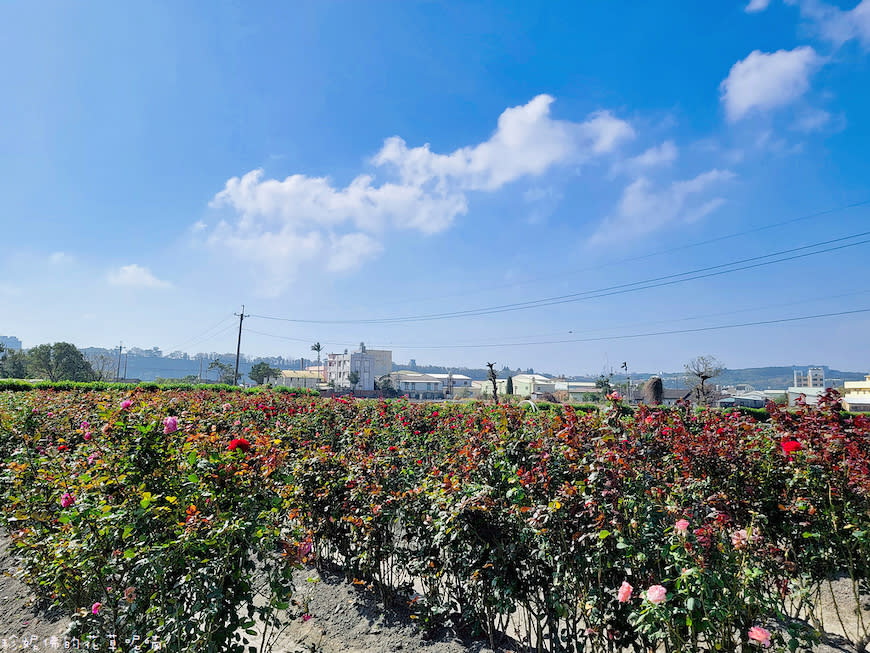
[2,0,869,375]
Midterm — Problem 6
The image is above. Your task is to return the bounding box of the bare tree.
[685,356,723,406]
[642,376,664,405]
[486,362,499,405]
[87,352,117,381]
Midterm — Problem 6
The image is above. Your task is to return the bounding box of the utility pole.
[233,305,249,386]
[123,353,128,380]
[199,356,203,382]
[115,343,123,382]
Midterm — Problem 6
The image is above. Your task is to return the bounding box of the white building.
[793,368,825,388]
[428,373,473,397]
[787,386,828,406]
[268,370,322,389]
[472,378,508,398]
[511,373,556,397]
[388,371,444,399]
[843,374,870,412]
[366,348,393,380]
[326,344,391,392]
[554,380,599,402]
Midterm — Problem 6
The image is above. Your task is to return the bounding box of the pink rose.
[83,431,92,441]
[163,416,178,434]
[81,421,90,429]
[91,602,101,615]
[675,519,690,535]
[748,626,771,648]
[617,581,633,603]
[120,400,133,410]
[60,492,75,508]
[646,585,667,604]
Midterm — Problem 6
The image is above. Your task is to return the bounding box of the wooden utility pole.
[233,305,249,386]
[115,343,123,382]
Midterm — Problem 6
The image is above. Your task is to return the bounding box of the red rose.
[781,440,802,455]
[228,438,251,453]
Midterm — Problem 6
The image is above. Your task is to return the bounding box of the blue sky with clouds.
[2,0,869,374]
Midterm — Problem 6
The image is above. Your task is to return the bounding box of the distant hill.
[571,366,866,391]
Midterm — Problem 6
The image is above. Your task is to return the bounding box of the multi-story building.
[789,367,841,406]
[327,344,391,392]
[793,368,825,388]
[366,348,393,380]
[0,335,22,350]
[843,374,870,412]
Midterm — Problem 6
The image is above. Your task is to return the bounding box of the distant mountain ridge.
[570,366,866,391]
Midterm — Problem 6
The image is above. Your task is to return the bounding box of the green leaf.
[599,530,611,540]
[188,473,199,483]
[187,451,198,466]
[123,549,136,559]
[122,525,134,540]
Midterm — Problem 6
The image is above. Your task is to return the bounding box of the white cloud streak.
[788,0,870,48]
[746,0,773,12]
[589,169,735,244]
[107,264,171,289]
[720,47,822,121]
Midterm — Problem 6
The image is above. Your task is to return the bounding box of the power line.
[245,307,870,350]
[367,197,870,309]
[249,230,870,325]
[386,308,870,350]
[166,314,235,352]
[395,288,870,344]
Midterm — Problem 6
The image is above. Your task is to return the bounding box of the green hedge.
[0,379,318,396]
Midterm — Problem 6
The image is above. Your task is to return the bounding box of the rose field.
[0,389,868,653]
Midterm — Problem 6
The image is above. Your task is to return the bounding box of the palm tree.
[311,342,322,374]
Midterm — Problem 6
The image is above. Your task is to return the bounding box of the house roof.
[512,374,554,383]
[280,370,322,379]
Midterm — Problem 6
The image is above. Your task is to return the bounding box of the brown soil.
[1,534,866,652]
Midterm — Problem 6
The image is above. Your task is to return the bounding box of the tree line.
[0,342,103,381]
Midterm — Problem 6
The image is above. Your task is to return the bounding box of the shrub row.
[0,379,317,396]
[0,390,867,652]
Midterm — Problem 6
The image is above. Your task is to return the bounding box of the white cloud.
[208,95,634,291]
[107,264,171,289]
[746,0,773,12]
[372,96,633,192]
[589,169,735,243]
[788,0,870,48]
[613,140,678,176]
[191,220,207,232]
[792,107,832,131]
[48,252,74,265]
[720,47,822,121]
[523,186,564,224]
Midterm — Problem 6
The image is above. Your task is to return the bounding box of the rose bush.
[0,388,867,652]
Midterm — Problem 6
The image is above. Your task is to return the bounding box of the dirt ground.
[1,534,866,652]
